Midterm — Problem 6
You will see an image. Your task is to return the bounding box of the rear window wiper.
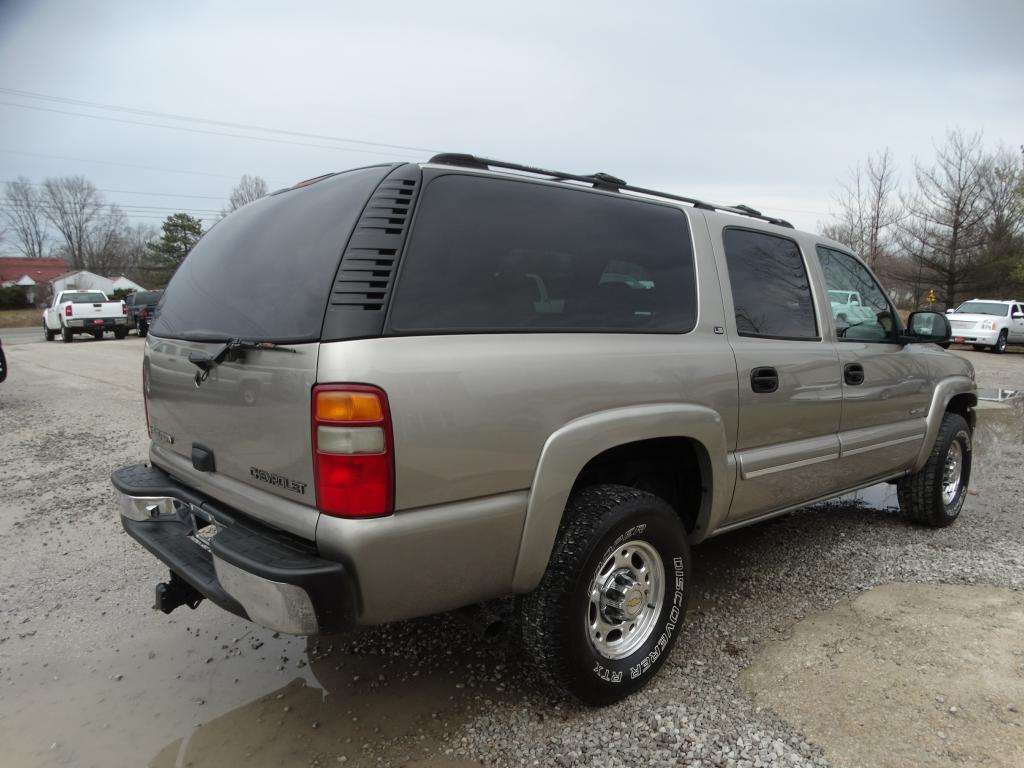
[188,338,297,387]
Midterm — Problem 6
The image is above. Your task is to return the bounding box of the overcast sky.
[0,0,1021,236]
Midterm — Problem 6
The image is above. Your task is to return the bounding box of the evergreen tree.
[146,213,203,285]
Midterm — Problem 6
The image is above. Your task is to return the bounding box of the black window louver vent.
[321,163,422,341]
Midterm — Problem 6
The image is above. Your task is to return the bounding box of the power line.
[1,180,226,201]
[0,86,441,155]
[0,199,220,214]
[0,100,422,160]
[0,147,243,180]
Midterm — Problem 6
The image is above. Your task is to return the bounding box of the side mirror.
[902,311,952,344]
[1013,312,1023,319]
[945,309,955,314]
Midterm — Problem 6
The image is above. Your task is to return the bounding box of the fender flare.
[911,376,977,473]
[510,403,734,592]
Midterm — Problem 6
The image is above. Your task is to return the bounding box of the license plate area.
[93,319,105,325]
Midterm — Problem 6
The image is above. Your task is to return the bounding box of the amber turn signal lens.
[315,391,383,423]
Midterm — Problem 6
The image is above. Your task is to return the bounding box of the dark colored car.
[126,290,164,337]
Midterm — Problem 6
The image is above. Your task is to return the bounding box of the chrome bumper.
[113,465,353,635]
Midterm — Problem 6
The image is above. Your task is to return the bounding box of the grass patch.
[0,308,41,328]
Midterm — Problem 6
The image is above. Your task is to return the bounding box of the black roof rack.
[427,153,794,228]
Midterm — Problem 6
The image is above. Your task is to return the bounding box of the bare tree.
[976,145,1024,296]
[116,222,159,284]
[3,177,50,258]
[85,204,129,276]
[42,176,105,269]
[223,174,268,216]
[821,149,901,270]
[897,131,990,309]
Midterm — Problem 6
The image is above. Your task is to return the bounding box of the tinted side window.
[722,229,817,339]
[389,175,696,333]
[816,246,896,342]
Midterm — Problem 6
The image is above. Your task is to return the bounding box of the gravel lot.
[0,329,1021,768]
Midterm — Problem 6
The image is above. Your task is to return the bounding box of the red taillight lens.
[312,385,393,518]
[122,301,127,316]
[64,304,72,317]
[142,307,148,318]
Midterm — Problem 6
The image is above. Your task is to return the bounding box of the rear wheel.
[61,327,73,343]
[114,328,127,340]
[897,412,972,527]
[92,330,103,340]
[992,330,1008,354]
[519,484,690,705]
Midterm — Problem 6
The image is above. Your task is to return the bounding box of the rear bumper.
[112,464,355,635]
[67,317,127,330]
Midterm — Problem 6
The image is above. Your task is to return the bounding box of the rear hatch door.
[144,165,393,537]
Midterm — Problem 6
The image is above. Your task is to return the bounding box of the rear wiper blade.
[188,338,297,387]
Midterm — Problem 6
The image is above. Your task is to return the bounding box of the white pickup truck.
[43,289,128,343]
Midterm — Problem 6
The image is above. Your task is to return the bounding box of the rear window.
[134,290,162,304]
[63,291,108,303]
[151,165,390,342]
[389,174,696,334]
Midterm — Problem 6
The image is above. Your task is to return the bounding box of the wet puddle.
[2,608,513,768]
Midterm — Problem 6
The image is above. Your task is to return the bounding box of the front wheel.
[992,330,1008,354]
[897,412,972,527]
[44,324,55,341]
[519,484,690,706]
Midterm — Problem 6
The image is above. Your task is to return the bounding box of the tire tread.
[897,412,969,527]
[519,484,678,703]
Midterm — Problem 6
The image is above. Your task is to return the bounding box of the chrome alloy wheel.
[942,439,964,506]
[586,540,665,660]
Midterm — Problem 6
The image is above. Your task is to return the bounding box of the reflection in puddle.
[976,387,1024,403]
[808,397,1021,514]
[2,609,510,768]
[148,621,512,768]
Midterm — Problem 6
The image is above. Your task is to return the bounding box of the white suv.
[947,299,1024,353]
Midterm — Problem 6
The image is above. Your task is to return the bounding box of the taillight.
[122,301,127,316]
[142,307,148,318]
[312,385,393,518]
[64,304,72,317]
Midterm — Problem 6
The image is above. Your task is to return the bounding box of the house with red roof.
[0,257,69,304]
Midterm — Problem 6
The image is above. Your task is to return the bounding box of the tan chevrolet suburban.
[113,154,976,705]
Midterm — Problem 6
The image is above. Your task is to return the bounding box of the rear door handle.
[844,362,865,385]
[750,366,779,394]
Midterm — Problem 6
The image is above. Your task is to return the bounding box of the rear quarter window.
[388,174,697,334]
[151,165,390,343]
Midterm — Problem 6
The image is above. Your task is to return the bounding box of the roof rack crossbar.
[427,153,794,228]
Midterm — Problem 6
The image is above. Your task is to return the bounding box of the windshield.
[954,301,1008,316]
[63,291,108,303]
[151,165,390,343]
